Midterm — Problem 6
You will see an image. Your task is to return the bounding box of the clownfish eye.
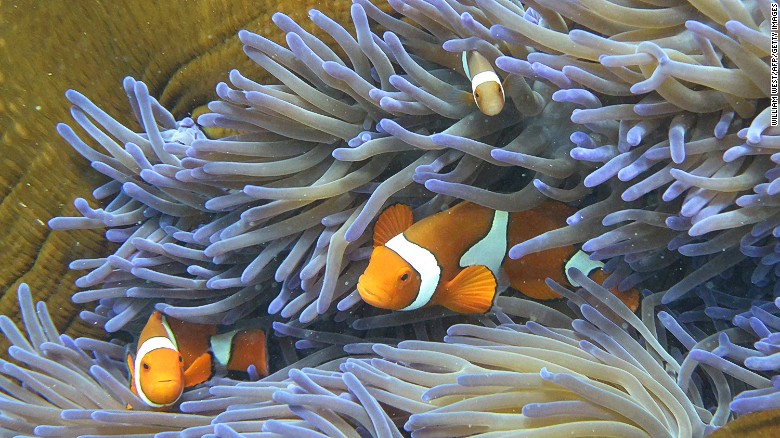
[179,355,183,362]
[400,273,409,282]
[142,362,150,370]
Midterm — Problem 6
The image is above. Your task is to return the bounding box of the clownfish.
[357,201,639,314]
[463,51,505,116]
[126,311,268,409]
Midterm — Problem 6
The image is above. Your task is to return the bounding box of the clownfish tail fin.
[441,265,496,314]
[374,204,413,247]
[210,329,269,380]
[227,329,269,378]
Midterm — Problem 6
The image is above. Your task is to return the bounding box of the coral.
[708,408,780,437]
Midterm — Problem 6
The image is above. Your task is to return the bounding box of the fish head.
[138,347,185,406]
[357,246,421,310]
[474,81,505,116]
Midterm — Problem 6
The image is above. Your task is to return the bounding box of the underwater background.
[1,0,779,436]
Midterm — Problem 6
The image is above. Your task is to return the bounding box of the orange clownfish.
[357,201,639,314]
[463,51,505,116]
[126,311,268,409]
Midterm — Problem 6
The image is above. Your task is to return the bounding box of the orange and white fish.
[126,311,268,409]
[463,51,505,116]
[357,201,639,314]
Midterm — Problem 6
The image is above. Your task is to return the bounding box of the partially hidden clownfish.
[463,51,505,116]
[357,201,639,314]
[126,311,268,410]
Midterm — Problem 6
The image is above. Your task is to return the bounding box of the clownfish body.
[357,202,639,314]
[463,51,505,116]
[126,311,268,410]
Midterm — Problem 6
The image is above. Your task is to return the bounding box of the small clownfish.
[126,311,268,410]
[463,51,505,116]
[357,201,639,314]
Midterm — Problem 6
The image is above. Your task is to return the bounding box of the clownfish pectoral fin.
[126,353,136,392]
[126,353,137,410]
[373,204,413,247]
[441,265,496,314]
[183,352,213,388]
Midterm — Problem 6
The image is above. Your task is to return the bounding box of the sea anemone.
[667,289,780,417]
[0,283,208,435]
[179,269,716,437]
[0,272,730,436]
[34,0,776,434]
[50,0,773,335]
[48,0,587,333]
[490,0,774,306]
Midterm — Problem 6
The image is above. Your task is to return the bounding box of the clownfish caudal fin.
[183,352,213,388]
[441,265,496,314]
[374,204,414,247]
[215,329,269,378]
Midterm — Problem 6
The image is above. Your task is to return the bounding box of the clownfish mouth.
[357,283,392,309]
[156,379,174,383]
[357,284,376,298]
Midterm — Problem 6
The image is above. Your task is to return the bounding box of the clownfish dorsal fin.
[183,352,214,388]
[138,311,178,349]
[441,265,496,314]
[211,329,269,377]
[374,204,414,247]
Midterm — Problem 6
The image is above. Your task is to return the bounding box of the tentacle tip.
[270,11,288,22]
[507,244,527,260]
[154,302,171,312]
